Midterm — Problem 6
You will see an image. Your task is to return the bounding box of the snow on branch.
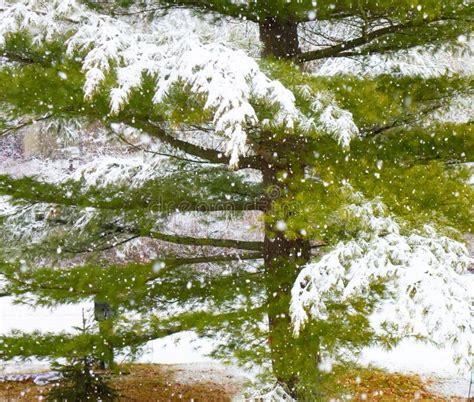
[307,91,359,147]
[244,383,296,402]
[70,155,144,188]
[316,40,474,79]
[0,1,360,166]
[290,201,473,369]
[0,0,81,45]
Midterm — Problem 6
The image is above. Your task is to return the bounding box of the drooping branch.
[361,103,446,138]
[128,120,262,170]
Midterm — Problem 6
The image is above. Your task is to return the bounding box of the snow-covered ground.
[1,295,472,398]
[357,274,474,398]
[361,341,472,398]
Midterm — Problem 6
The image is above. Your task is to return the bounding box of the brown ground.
[334,367,449,401]
[0,364,463,401]
[0,364,242,402]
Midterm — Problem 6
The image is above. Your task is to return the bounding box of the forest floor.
[0,363,465,402]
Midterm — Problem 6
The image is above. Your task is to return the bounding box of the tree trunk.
[259,17,300,59]
[94,300,115,369]
[258,17,309,398]
[262,162,310,398]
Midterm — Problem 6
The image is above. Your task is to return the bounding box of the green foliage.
[158,0,471,25]
[0,257,256,308]
[0,164,263,213]
[47,357,118,402]
[331,76,471,131]
[0,1,472,400]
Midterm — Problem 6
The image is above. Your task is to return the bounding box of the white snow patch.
[361,340,473,398]
[137,331,214,365]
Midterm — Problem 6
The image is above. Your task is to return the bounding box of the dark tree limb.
[0,50,37,65]
[295,16,460,63]
[361,103,445,138]
[64,230,263,254]
[127,120,262,170]
[147,230,263,251]
[0,115,53,138]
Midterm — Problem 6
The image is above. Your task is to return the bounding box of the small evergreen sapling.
[47,357,117,402]
[46,312,118,402]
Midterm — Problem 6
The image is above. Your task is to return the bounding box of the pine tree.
[46,313,118,402]
[0,0,472,399]
[47,358,117,402]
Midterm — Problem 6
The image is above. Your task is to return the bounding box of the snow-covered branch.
[0,1,361,166]
[291,201,473,369]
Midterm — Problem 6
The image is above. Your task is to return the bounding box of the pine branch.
[146,230,263,251]
[0,50,37,65]
[152,0,357,23]
[0,252,263,304]
[409,155,468,166]
[62,235,142,254]
[295,15,464,63]
[361,104,445,138]
[156,0,260,22]
[0,326,186,360]
[112,131,212,164]
[0,115,53,137]
[63,229,263,253]
[128,120,262,170]
[0,175,267,212]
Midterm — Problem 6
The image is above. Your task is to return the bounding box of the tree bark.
[94,300,115,369]
[259,17,300,59]
[258,17,310,397]
[261,162,310,397]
